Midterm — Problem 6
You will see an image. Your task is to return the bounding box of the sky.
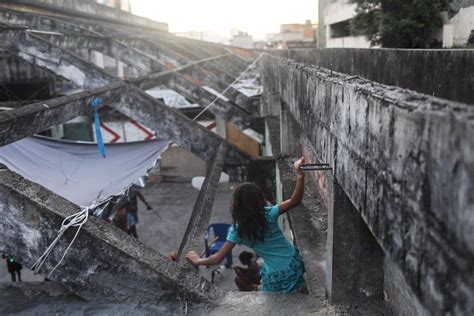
[130,0,318,40]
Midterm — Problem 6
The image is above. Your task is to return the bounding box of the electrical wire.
[192,52,263,121]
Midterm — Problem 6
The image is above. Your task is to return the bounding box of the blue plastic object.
[91,97,107,158]
[205,223,232,268]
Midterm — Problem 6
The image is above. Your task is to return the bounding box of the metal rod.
[301,163,330,167]
[300,166,333,171]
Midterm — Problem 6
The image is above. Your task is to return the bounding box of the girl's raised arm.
[278,157,305,215]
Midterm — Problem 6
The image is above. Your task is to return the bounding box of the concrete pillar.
[215,115,227,139]
[116,60,124,78]
[326,179,384,303]
[280,102,301,157]
[90,50,104,68]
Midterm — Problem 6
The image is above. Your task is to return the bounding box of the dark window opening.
[330,20,351,38]
[0,80,54,102]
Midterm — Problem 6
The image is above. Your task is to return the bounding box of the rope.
[31,206,91,277]
[192,52,264,121]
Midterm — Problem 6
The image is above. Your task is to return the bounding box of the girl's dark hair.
[231,182,267,246]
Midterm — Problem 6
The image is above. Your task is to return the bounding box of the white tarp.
[146,86,198,108]
[0,136,170,208]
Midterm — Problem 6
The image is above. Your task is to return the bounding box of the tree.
[349,0,449,48]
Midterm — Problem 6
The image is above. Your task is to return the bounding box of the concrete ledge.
[270,48,474,105]
[0,0,169,32]
[262,54,474,314]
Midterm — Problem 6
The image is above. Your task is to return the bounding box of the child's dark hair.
[239,251,254,266]
[231,182,267,246]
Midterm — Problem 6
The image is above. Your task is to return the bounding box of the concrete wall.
[0,0,168,32]
[326,36,371,48]
[261,54,474,315]
[270,48,474,105]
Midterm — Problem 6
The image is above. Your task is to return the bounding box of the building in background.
[279,20,317,48]
[443,0,474,47]
[319,0,474,48]
[318,0,371,48]
[264,20,317,49]
[175,31,228,44]
[230,30,254,49]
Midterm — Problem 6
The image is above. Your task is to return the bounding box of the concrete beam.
[0,167,218,304]
[0,9,246,99]
[262,54,474,314]
[0,29,116,88]
[0,82,123,146]
[0,0,169,32]
[49,15,248,78]
[176,142,227,267]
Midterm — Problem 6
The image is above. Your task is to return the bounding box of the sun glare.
[130,0,318,40]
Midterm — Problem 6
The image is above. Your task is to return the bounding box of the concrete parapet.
[270,48,474,105]
[261,54,474,314]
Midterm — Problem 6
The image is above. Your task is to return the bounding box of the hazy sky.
[130,0,318,39]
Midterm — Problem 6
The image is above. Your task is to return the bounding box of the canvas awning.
[0,136,170,208]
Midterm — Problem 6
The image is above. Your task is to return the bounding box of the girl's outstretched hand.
[294,157,305,175]
[186,251,201,265]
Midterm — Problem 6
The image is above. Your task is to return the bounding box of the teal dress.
[226,205,305,292]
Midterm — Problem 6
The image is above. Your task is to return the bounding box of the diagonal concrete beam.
[0,82,123,146]
[176,142,227,267]
[0,167,219,304]
[0,9,234,85]
[1,27,251,131]
[48,14,249,80]
[131,69,251,129]
[0,29,115,88]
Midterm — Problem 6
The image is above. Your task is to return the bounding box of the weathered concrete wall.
[0,0,169,32]
[271,48,474,105]
[261,54,474,315]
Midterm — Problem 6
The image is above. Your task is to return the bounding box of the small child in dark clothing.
[2,254,22,282]
[233,251,261,291]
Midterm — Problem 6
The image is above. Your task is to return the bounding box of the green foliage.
[349,0,449,48]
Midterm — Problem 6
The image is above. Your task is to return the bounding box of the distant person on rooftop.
[234,251,261,291]
[186,158,306,293]
[2,254,22,282]
[123,186,153,239]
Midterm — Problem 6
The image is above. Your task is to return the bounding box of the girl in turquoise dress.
[186,158,306,293]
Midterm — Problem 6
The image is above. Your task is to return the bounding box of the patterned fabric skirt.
[259,248,306,293]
